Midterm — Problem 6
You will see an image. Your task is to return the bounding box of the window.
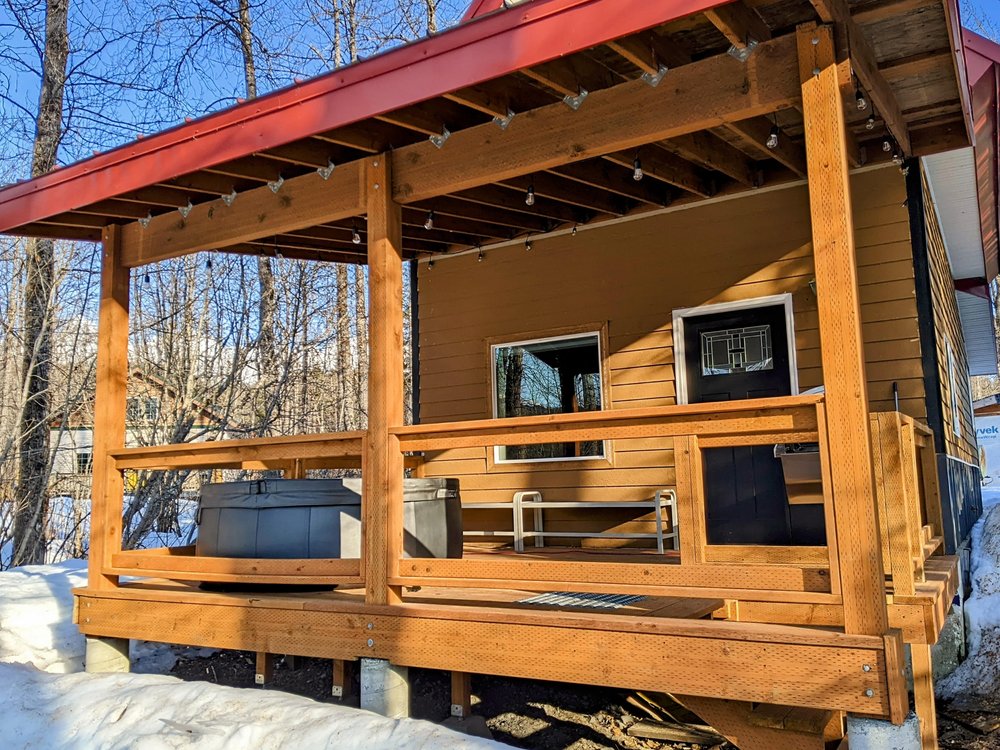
[144,398,160,421]
[945,338,960,436]
[76,450,93,474]
[700,325,774,376]
[492,333,604,462]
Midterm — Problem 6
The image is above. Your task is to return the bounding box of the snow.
[0,664,506,749]
[0,560,508,749]
[937,489,1000,699]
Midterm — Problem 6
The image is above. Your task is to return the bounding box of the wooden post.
[451,671,473,718]
[797,23,888,636]
[911,644,938,749]
[88,225,130,591]
[255,651,275,685]
[332,659,355,699]
[365,154,405,606]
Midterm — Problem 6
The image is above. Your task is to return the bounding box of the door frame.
[672,293,799,405]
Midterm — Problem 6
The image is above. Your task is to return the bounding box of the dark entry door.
[682,303,823,545]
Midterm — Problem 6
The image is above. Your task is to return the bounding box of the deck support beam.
[88,225,130,590]
[797,23,889,638]
[365,154,405,607]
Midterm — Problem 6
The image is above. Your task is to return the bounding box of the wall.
[416,166,925,542]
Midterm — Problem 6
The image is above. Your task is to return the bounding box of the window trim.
[489,327,610,466]
[945,336,961,437]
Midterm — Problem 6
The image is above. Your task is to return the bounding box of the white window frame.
[491,331,606,464]
[946,337,961,437]
[672,294,799,405]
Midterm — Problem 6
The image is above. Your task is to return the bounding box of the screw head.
[864,688,875,698]
[367,638,375,648]
[811,37,819,46]
[367,622,374,630]
[812,67,821,77]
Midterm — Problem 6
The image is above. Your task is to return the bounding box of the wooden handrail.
[111,431,366,470]
[393,395,823,451]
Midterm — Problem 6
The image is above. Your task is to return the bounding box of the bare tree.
[11,0,69,567]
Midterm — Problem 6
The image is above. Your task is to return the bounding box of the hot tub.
[196,477,462,559]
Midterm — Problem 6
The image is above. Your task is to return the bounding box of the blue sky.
[0,0,999,181]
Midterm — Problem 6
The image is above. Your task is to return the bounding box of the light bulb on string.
[855,87,868,111]
[866,113,876,131]
[632,155,643,181]
[352,225,361,245]
[525,237,533,252]
[766,122,780,150]
[424,210,434,230]
[525,184,535,207]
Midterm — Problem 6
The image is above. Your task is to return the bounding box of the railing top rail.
[109,430,366,460]
[391,395,824,438]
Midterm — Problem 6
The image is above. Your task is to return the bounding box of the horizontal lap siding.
[417,167,923,543]
[924,177,978,463]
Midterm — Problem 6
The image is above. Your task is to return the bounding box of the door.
[681,302,824,545]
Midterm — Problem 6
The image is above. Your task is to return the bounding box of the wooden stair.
[676,696,845,750]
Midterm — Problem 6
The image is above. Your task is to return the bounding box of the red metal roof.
[0,0,730,234]
[962,29,1000,280]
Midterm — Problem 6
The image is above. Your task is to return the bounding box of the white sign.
[975,416,1000,486]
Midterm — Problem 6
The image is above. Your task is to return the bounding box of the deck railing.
[96,395,942,611]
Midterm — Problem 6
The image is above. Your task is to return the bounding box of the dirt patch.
[938,695,1000,749]
[170,651,728,749]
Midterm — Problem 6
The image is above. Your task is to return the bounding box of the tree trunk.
[353,265,368,424]
[12,0,69,567]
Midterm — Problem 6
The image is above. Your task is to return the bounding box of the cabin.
[1,0,998,747]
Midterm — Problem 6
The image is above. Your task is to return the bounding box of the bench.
[463,489,679,554]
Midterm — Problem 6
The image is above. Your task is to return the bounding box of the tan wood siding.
[924,173,978,463]
[417,166,924,542]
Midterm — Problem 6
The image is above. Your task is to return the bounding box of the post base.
[360,658,410,719]
[847,712,921,750]
[85,637,130,673]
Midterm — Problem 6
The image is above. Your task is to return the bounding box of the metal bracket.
[316,160,336,180]
[562,88,588,110]
[492,108,516,130]
[429,126,451,149]
[641,65,669,88]
[727,38,759,63]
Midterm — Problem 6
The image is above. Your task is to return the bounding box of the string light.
[525,184,535,207]
[206,258,213,270]
[766,122,780,150]
[866,113,876,131]
[143,273,150,284]
[477,246,484,262]
[892,146,904,167]
[571,225,578,237]
[525,237,533,252]
[424,210,434,230]
[632,155,643,182]
[352,224,362,244]
[855,86,868,111]
[427,259,435,269]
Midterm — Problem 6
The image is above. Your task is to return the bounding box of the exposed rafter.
[704,2,772,49]
[806,2,911,153]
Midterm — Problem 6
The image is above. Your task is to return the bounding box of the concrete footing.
[84,636,131,673]
[846,712,921,750]
[360,658,410,719]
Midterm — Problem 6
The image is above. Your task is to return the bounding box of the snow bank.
[0,560,89,672]
[0,663,506,750]
[937,489,1000,699]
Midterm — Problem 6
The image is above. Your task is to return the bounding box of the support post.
[797,23,888,636]
[85,636,130,673]
[364,153,405,606]
[255,651,276,685]
[332,659,355,699]
[451,671,473,718]
[360,658,410,719]
[911,644,938,749]
[88,225,130,591]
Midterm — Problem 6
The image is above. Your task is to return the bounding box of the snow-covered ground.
[0,561,507,749]
[937,488,1000,700]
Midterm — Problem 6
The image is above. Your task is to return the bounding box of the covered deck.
[0,0,980,745]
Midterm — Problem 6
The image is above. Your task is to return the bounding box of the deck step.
[748,703,840,736]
